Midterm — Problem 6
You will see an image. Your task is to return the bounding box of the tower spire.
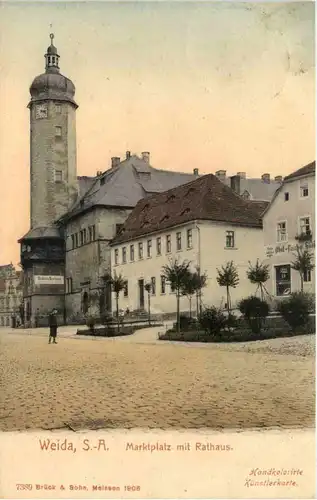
[45,33,60,73]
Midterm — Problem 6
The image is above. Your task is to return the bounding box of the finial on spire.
[50,33,54,44]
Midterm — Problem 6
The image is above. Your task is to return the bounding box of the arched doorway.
[82,292,89,315]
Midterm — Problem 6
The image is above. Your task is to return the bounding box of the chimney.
[237,172,246,179]
[274,175,283,183]
[96,170,102,177]
[262,173,270,183]
[126,151,131,160]
[193,168,199,176]
[111,157,120,168]
[141,151,150,163]
[230,175,241,195]
[215,170,226,181]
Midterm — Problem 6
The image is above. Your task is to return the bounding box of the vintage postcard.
[0,1,315,498]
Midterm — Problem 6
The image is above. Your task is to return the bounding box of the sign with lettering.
[34,275,64,286]
[265,240,315,258]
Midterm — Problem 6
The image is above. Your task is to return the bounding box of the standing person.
[48,309,58,344]
[35,308,40,328]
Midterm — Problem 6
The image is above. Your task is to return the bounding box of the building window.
[156,237,161,255]
[176,232,182,251]
[88,225,96,241]
[122,247,127,264]
[284,192,289,201]
[303,269,312,283]
[55,170,63,183]
[187,229,193,249]
[166,234,171,253]
[55,104,61,114]
[82,228,87,244]
[151,277,156,295]
[300,184,309,198]
[116,224,124,235]
[124,281,128,297]
[75,233,79,247]
[66,277,73,294]
[299,217,311,235]
[130,245,134,262]
[147,239,152,258]
[160,275,166,294]
[80,230,84,246]
[71,234,75,249]
[138,242,143,260]
[275,265,291,296]
[226,231,235,248]
[277,222,287,242]
[114,249,119,265]
[55,126,62,137]
[170,282,176,293]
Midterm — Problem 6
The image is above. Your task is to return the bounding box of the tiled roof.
[61,155,199,222]
[246,200,270,217]
[19,226,63,241]
[284,161,315,181]
[78,176,95,197]
[221,177,280,201]
[112,174,263,245]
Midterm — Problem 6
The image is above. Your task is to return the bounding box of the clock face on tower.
[35,104,48,119]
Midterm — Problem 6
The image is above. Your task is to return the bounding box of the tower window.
[55,170,63,183]
[55,104,61,114]
[55,126,62,137]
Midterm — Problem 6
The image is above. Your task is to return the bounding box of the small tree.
[144,282,152,326]
[247,259,270,301]
[162,258,191,333]
[181,271,197,318]
[216,261,239,315]
[192,267,208,318]
[109,272,126,332]
[291,246,315,292]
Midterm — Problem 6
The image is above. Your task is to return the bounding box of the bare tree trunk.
[116,294,119,333]
[196,291,199,318]
[189,296,192,319]
[300,274,304,292]
[176,292,180,333]
[226,287,230,315]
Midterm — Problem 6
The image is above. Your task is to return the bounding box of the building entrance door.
[138,279,145,309]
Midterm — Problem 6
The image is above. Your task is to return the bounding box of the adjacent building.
[110,174,267,316]
[263,161,315,298]
[0,265,23,327]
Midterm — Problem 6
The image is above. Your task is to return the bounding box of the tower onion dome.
[29,33,77,107]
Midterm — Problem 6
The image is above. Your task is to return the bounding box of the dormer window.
[181,207,190,215]
[167,194,176,202]
[161,214,170,223]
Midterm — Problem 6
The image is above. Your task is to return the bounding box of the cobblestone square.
[0,328,315,431]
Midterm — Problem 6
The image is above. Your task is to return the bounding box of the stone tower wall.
[30,100,78,228]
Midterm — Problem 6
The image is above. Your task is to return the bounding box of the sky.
[0,1,315,265]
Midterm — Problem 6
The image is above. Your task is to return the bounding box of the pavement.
[0,326,315,432]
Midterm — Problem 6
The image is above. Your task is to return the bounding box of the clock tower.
[19,34,79,327]
[29,33,78,227]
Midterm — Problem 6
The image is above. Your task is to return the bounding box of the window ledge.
[224,247,238,250]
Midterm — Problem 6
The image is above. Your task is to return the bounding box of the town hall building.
[18,35,281,326]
